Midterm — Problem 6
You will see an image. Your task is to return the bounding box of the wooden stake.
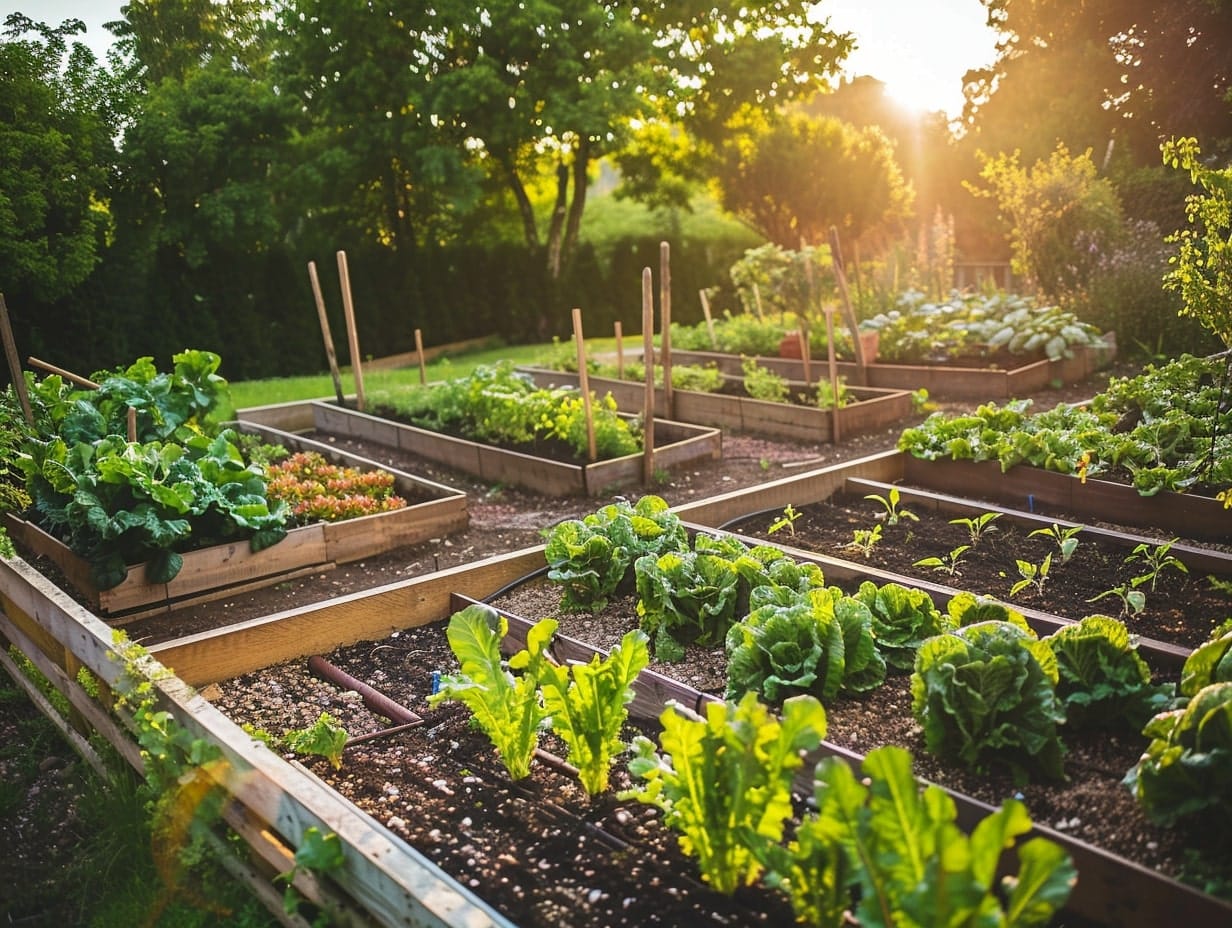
[26,356,99,389]
[699,289,717,349]
[414,328,427,385]
[307,261,346,404]
[0,294,33,424]
[641,269,656,486]
[824,307,841,443]
[752,282,764,320]
[828,226,867,370]
[797,326,812,388]
[614,321,624,379]
[336,250,366,411]
[126,407,137,442]
[660,242,673,420]
[571,308,597,462]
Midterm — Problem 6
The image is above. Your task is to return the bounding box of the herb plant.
[741,356,790,403]
[429,605,555,780]
[1044,615,1170,730]
[538,628,649,795]
[623,692,828,895]
[912,620,1067,782]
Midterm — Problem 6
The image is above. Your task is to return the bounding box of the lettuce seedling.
[764,745,1076,928]
[1044,615,1170,730]
[283,713,349,770]
[623,692,827,895]
[912,620,1067,783]
[538,628,649,795]
[429,605,556,780]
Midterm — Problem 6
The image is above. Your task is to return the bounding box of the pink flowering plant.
[264,451,407,525]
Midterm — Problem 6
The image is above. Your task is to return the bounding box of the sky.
[6,0,1000,119]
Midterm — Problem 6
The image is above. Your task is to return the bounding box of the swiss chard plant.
[854,581,950,673]
[911,620,1067,783]
[1044,614,1170,730]
[428,605,556,780]
[537,628,649,795]
[17,428,287,589]
[544,495,686,612]
[760,745,1076,928]
[725,586,885,704]
[622,691,828,895]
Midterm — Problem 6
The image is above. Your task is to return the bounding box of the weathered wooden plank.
[477,443,584,496]
[150,547,547,686]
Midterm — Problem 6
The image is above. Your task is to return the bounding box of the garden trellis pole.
[0,294,33,424]
[336,250,366,411]
[614,321,624,378]
[307,260,346,405]
[642,268,656,485]
[699,289,718,349]
[414,328,427,385]
[829,226,868,372]
[824,306,841,442]
[660,242,673,420]
[571,308,597,462]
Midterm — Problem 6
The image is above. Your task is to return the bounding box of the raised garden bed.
[3,422,468,617]
[656,333,1117,400]
[259,400,723,497]
[516,365,913,444]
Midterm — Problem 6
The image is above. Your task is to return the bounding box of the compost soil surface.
[11,358,1229,925]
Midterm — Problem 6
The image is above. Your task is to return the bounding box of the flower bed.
[3,423,467,616]
[516,365,913,444]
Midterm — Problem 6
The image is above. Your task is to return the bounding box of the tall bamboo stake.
[308,261,346,404]
[26,357,99,389]
[0,294,33,424]
[571,308,597,462]
[642,269,656,485]
[414,328,427,385]
[660,241,673,419]
[336,250,366,411]
[699,289,717,349]
[614,321,624,379]
[824,307,841,443]
[829,226,867,371]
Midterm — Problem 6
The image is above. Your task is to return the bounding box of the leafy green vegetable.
[544,495,686,612]
[538,628,649,795]
[912,621,1067,782]
[428,605,555,780]
[1124,682,1232,829]
[623,692,827,895]
[725,587,885,703]
[283,713,349,770]
[636,547,743,661]
[946,590,1034,635]
[17,428,287,589]
[777,745,1076,928]
[1044,615,1170,730]
[854,581,951,672]
[1180,619,1232,697]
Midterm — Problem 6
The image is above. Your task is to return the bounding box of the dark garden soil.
[724,492,1232,651]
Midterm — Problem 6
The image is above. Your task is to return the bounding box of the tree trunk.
[545,161,569,279]
[505,158,539,248]
[562,137,591,262]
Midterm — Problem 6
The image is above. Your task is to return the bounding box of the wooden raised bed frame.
[517,365,913,444]
[244,400,722,498]
[2,423,468,617]
[657,332,1117,400]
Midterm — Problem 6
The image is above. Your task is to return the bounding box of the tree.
[0,15,118,303]
[968,144,1124,300]
[1162,137,1232,347]
[715,112,913,251]
[107,0,268,85]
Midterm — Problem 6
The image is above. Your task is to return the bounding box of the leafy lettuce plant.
[537,628,649,795]
[544,495,686,612]
[1179,619,1232,697]
[622,692,827,895]
[762,745,1076,928]
[854,581,951,672]
[945,590,1034,635]
[912,621,1067,782]
[636,547,743,661]
[1044,614,1170,730]
[1124,682,1232,829]
[725,587,885,704]
[428,605,556,780]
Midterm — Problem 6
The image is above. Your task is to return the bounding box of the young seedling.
[864,486,918,526]
[1088,583,1147,619]
[844,523,883,558]
[949,512,1001,546]
[1125,538,1188,592]
[913,545,971,578]
[768,503,801,536]
[1029,523,1082,565]
[1011,553,1053,598]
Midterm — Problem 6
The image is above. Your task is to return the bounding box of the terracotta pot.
[779,332,803,358]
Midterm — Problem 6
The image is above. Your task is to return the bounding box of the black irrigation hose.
[481,563,550,603]
[714,504,785,532]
